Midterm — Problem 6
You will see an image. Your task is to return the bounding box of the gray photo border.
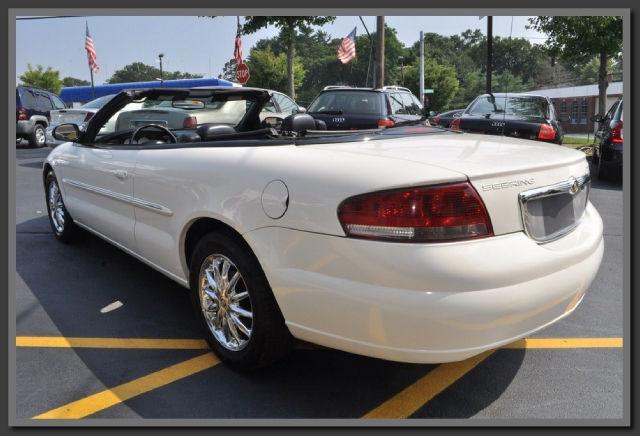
[7,7,631,428]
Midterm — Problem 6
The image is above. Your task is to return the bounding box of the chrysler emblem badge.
[569,178,580,195]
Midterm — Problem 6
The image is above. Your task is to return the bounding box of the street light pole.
[375,16,385,88]
[158,53,164,87]
[419,31,424,101]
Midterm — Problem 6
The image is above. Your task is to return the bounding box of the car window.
[466,96,549,118]
[274,93,298,114]
[18,88,37,109]
[81,94,115,109]
[604,101,619,121]
[389,92,405,115]
[307,91,384,115]
[263,98,277,113]
[410,94,424,111]
[36,93,54,111]
[615,101,623,121]
[50,94,67,109]
[400,92,420,115]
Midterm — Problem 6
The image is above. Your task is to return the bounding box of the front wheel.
[189,232,293,370]
[45,171,78,242]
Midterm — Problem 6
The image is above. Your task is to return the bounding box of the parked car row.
[16,85,67,147]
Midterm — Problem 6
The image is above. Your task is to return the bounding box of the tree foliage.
[404,59,459,111]
[245,46,305,93]
[107,62,203,83]
[62,76,91,87]
[19,64,62,94]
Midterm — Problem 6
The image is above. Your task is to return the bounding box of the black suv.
[16,85,67,147]
[592,99,623,181]
[306,86,426,130]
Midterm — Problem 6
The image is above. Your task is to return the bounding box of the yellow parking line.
[16,336,209,350]
[502,337,623,349]
[363,350,495,419]
[362,337,623,419]
[33,352,220,419]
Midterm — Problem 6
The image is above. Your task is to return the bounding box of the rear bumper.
[245,202,604,363]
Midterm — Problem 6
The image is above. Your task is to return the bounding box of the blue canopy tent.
[60,77,239,105]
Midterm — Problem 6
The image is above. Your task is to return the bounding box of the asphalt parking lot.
[14,144,624,421]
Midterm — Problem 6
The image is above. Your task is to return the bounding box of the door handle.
[112,170,128,180]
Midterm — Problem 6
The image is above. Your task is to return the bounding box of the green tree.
[107,62,202,83]
[404,59,459,112]
[218,59,238,82]
[19,64,62,94]
[241,16,335,99]
[245,46,305,94]
[62,76,91,87]
[528,16,623,116]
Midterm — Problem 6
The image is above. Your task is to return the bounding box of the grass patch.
[563,136,596,145]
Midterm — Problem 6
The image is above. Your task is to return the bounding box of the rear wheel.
[45,171,78,242]
[189,232,292,370]
[29,124,46,148]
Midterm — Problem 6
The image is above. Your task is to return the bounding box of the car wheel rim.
[198,254,253,351]
[48,180,65,234]
[36,128,45,145]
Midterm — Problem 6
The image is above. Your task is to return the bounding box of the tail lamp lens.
[17,108,28,121]
[611,121,623,143]
[337,182,494,242]
[449,118,461,130]
[183,116,198,129]
[378,118,395,128]
[537,123,557,140]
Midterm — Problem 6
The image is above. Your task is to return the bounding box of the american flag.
[337,27,357,64]
[233,23,243,66]
[85,22,100,73]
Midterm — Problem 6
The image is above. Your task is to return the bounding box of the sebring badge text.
[481,178,535,191]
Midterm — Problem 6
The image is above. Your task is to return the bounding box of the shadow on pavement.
[16,216,525,419]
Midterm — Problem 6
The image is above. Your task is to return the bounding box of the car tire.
[189,232,293,370]
[29,124,47,148]
[45,171,78,243]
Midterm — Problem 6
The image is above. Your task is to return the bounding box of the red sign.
[236,63,250,85]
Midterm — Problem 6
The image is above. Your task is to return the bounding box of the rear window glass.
[18,88,36,108]
[308,91,384,115]
[81,94,115,109]
[467,96,549,118]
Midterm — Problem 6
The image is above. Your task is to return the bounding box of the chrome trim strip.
[62,178,173,216]
[518,174,591,244]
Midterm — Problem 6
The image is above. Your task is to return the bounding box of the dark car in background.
[306,86,425,130]
[16,85,67,147]
[429,108,465,128]
[592,99,623,181]
[450,93,565,144]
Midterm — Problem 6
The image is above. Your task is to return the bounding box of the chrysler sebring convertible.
[43,87,603,369]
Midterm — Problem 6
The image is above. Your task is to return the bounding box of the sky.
[15,15,546,85]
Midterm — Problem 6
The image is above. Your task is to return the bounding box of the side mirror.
[296,106,307,114]
[53,123,81,142]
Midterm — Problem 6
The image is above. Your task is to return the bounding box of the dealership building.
[527,81,623,134]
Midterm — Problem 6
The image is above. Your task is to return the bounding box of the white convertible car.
[44,87,603,369]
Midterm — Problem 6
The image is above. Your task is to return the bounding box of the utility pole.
[375,16,385,88]
[419,31,424,101]
[486,16,492,94]
[158,53,164,86]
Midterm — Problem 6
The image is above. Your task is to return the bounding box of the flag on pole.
[85,22,100,73]
[234,20,243,66]
[337,27,357,64]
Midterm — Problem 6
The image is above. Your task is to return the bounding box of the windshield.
[467,96,550,118]
[308,91,384,115]
[81,94,116,109]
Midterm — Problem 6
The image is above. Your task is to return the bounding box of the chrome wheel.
[35,126,46,146]
[48,180,65,234]
[198,254,253,351]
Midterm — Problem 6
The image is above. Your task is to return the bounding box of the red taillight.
[537,123,556,140]
[183,116,198,129]
[378,118,395,128]
[17,107,28,121]
[449,118,461,130]
[611,121,623,143]
[337,182,494,243]
[84,112,94,122]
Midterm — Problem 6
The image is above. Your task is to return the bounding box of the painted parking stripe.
[16,336,209,350]
[33,352,220,419]
[362,350,495,419]
[362,337,623,419]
